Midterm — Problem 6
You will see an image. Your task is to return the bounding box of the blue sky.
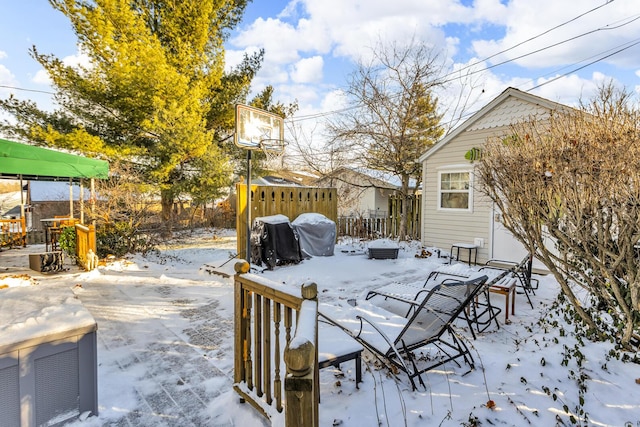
[2,1,640,142]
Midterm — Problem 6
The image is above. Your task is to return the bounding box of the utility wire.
[528,37,640,91]
[442,13,640,85]
[449,0,616,78]
[0,85,55,95]
[432,36,640,132]
[288,2,627,123]
[0,1,630,123]
[436,37,640,130]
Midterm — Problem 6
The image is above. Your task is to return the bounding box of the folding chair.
[320,275,488,390]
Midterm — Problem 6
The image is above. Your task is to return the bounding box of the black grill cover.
[251,215,302,270]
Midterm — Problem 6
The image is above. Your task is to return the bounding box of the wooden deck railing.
[0,217,26,248]
[75,223,98,270]
[233,261,319,427]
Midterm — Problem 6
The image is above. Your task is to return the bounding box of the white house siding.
[422,127,504,262]
[350,187,392,217]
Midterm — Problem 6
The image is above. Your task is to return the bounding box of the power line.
[1,1,632,124]
[288,9,634,123]
[528,37,640,91]
[0,85,55,95]
[442,13,640,85]
[449,0,616,78]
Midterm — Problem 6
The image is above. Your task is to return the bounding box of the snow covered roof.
[29,181,92,202]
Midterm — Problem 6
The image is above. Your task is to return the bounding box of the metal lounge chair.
[365,267,509,338]
[320,275,489,390]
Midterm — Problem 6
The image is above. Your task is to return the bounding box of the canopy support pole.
[69,178,74,218]
[80,180,85,224]
[246,150,252,263]
[90,178,96,226]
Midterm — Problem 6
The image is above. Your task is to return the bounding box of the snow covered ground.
[1,228,639,427]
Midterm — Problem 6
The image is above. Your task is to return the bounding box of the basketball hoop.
[234,104,287,262]
[259,138,286,166]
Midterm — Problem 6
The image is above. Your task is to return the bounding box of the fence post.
[284,282,318,427]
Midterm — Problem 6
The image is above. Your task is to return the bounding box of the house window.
[438,171,472,211]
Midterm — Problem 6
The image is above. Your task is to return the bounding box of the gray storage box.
[368,247,399,259]
[0,286,98,427]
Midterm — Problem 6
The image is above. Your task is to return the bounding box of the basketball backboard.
[234,104,285,151]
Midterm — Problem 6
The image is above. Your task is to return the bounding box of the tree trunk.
[160,189,174,236]
[398,175,411,241]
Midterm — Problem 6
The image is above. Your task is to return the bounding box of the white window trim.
[437,169,473,212]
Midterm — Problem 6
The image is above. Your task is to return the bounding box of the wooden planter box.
[368,247,399,259]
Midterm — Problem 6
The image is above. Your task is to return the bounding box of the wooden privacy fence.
[336,194,422,240]
[234,261,319,427]
[0,217,27,248]
[236,184,337,260]
[75,223,98,270]
[388,193,421,239]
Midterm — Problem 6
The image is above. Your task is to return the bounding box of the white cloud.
[530,71,615,106]
[32,69,51,85]
[470,0,640,70]
[0,64,16,86]
[228,0,640,147]
[290,56,323,83]
[62,50,92,69]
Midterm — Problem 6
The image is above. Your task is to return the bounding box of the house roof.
[266,170,320,186]
[0,190,24,217]
[29,181,93,202]
[315,167,400,190]
[2,204,22,218]
[252,175,303,186]
[0,138,109,181]
[418,87,571,162]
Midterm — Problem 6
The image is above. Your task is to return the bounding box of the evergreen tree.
[0,0,260,224]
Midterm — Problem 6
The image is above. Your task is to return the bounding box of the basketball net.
[259,138,286,169]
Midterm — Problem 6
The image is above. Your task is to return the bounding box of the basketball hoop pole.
[234,103,284,263]
[245,149,252,263]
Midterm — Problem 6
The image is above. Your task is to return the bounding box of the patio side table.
[450,243,478,265]
[489,281,517,323]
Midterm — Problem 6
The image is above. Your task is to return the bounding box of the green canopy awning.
[0,138,109,181]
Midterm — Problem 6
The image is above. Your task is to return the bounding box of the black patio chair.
[365,267,509,338]
[320,275,489,390]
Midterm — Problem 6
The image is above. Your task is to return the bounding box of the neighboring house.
[418,87,566,266]
[315,167,397,218]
